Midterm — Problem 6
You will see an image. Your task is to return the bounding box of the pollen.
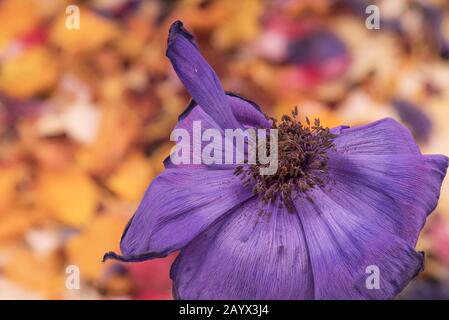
[234,107,336,212]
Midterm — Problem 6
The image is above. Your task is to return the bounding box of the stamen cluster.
[235,107,336,212]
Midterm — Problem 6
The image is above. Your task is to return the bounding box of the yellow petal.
[0,208,44,243]
[107,152,154,202]
[66,214,127,280]
[50,7,119,54]
[0,163,28,211]
[0,46,59,98]
[36,167,99,227]
[2,246,62,299]
[0,0,41,48]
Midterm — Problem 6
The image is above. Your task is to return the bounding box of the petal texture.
[104,168,254,262]
[167,21,240,130]
[327,153,448,245]
[164,93,270,169]
[171,198,314,300]
[294,191,425,299]
[332,118,420,155]
[289,118,448,299]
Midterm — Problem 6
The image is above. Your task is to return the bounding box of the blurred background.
[1,0,449,299]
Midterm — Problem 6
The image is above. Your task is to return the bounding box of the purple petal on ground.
[286,30,348,66]
[171,198,314,299]
[103,168,254,262]
[166,21,240,130]
[417,2,448,58]
[392,99,432,143]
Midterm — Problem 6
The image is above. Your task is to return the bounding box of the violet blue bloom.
[104,21,448,300]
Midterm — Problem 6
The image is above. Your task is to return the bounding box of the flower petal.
[164,93,270,169]
[392,99,432,143]
[226,93,271,129]
[290,152,447,299]
[167,21,240,130]
[294,188,425,299]
[171,198,314,299]
[332,118,421,155]
[103,168,254,262]
[176,93,270,133]
[327,153,448,245]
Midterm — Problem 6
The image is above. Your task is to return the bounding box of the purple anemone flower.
[104,21,448,300]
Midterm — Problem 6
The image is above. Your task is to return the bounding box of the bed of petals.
[1,0,449,299]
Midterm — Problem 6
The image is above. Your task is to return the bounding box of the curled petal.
[167,21,240,130]
[226,93,271,129]
[164,93,270,169]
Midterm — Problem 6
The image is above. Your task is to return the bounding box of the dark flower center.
[234,107,336,212]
